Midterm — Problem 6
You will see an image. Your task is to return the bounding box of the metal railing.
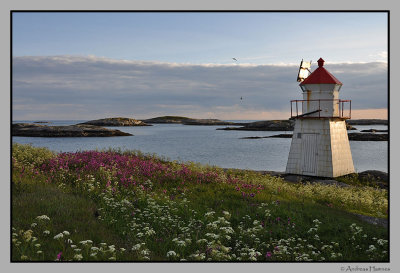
[290,99,351,119]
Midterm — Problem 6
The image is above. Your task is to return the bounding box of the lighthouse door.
[301,133,318,175]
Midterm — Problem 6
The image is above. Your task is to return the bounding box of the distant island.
[240,132,388,141]
[346,119,388,125]
[142,116,242,125]
[218,119,387,131]
[12,123,132,137]
[78,117,151,127]
[12,117,387,138]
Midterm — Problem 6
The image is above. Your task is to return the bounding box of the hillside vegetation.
[11,143,388,261]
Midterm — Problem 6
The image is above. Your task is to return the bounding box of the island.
[218,120,295,131]
[77,117,150,126]
[346,119,388,125]
[240,132,388,141]
[218,119,365,131]
[142,116,241,125]
[12,123,132,137]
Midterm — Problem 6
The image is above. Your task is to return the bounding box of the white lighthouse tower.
[285,58,355,177]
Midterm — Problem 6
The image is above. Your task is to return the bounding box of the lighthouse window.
[297,133,302,138]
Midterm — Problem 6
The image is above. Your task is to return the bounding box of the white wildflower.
[74,254,83,261]
[36,215,51,221]
[53,233,64,240]
[167,250,177,257]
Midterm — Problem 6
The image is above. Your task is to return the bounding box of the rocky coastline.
[12,123,132,137]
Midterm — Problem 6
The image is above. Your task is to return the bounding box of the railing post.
[342,101,344,117]
[350,100,351,119]
[290,101,292,118]
[296,101,298,117]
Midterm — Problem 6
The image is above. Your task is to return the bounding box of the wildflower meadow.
[11,143,388,261]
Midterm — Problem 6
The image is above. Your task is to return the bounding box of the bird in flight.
[232,58,237,61]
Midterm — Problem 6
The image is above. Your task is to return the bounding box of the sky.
[12,12,388,120]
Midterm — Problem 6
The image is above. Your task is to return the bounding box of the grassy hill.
[11,143,388,261]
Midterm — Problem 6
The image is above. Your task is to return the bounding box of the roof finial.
[317,58,325,67]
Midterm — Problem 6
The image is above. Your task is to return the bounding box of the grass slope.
[11,143,388,262]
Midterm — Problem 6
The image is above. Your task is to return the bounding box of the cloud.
[12,55,388,120]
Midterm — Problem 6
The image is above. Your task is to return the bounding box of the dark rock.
[346,119,388,125]
[352,213,387,228]
[240,136,266,139]
[242,132,387,141]
[219,120,295,131]
[34,121,51,124]
[12,123,132,137]
[267,134,293,138]
[348,133,388,141]
[358,170,388,183]
[78,117,150,126]
[240,134,293,139]
[360,129,388,133]
[346,124,357,130]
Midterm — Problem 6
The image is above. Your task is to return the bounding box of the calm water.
[12,120,388,172]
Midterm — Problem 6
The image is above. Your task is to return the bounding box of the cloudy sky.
[12,12,388,120]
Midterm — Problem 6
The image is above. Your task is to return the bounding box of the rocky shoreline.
[12,123,132,137]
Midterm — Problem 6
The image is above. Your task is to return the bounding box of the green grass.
[11,177,135,261]
[11,143,388,262]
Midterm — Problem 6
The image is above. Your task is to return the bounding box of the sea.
[12,120,388,173]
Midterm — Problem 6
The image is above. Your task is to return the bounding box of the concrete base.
[285,118,355,178]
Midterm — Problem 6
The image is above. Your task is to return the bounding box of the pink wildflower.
[56,252,62,261]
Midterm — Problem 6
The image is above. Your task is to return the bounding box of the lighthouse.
[285,58,355,177]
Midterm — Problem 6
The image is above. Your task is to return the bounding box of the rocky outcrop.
[358,170,388,185]
[348,133,388,141]
[78,117,150,126]
[219,120,355,131]
[347,119,388,125]
[241,132,387,141]
[12,123,132,137]
[142,116,239,125]
[360,129,388,133]
[219,120,295,131]
[240,134,293,139]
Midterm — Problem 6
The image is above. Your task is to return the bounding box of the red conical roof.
[300,58,342,85]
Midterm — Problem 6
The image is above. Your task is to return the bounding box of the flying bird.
[232,58,237,61]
